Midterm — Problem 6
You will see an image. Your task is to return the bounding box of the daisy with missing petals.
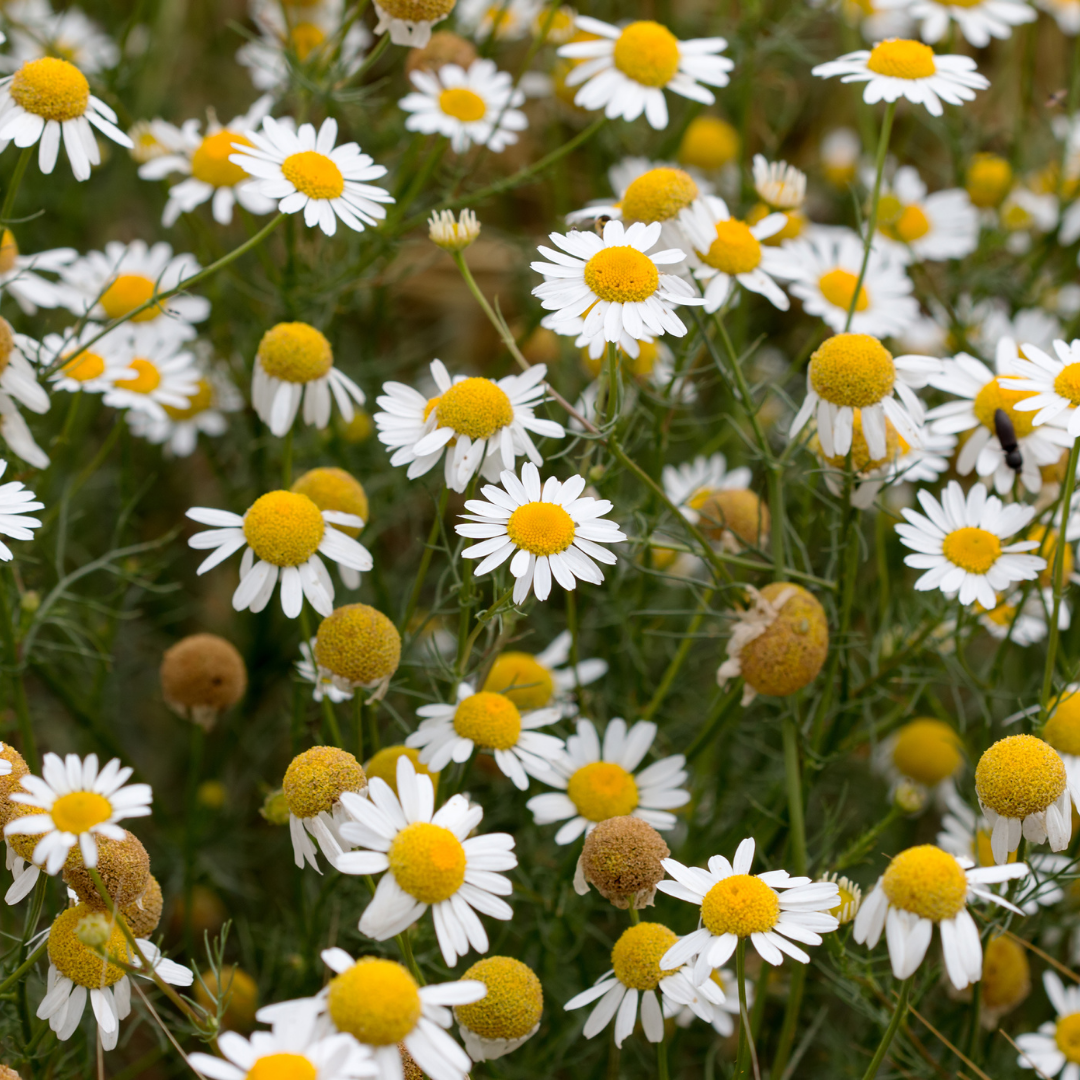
[0,460,42,560]
[656,838,841,983]
[853,844,1028,988]
[558,18,733,130]
[811,38,989,117]
[407,682,564,790]
[4,753,151,873]
[526,717,689,844]
[400,60,527,154]
[662,453,752,525]
[1015,971,1080,1080]
[374,360,564,494]
[230,116,394,237]
[186,490,372,618]
[335,756,516,967]
[0,57,132,180]
[1000,338,1080,439]
[751,155,808,240]
[876,0,1035,47]
[531,219,703,347]
[456,462,627,604]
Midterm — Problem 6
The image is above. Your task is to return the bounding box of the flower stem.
[300,606,342,746]
[642,589,714,722]
[1,146,33,224]
[657,1032,670,1080]
[401,486,449,634]
[860,976,912,1080]
[734,938,758,1080]
[0,939,46,996]
[281,429,294,488]
[397,930,425,985]
[782,716,807,876]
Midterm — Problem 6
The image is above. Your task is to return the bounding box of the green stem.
[627,904,640,925]
[300,606,342,746]
[782,717,807,876]
[657,1033,670,1080]
[401,487,449,633]
[354,695,363,764]
[281,428,294,488]
[397,930,425,985]
[860,977,912,1080]
[642,589,713,722]
[734,938,757,1080]
[0,572,36,772]
[0,939,46,996]
[1,146,33,223]
[685,685,743,762]
[771,964,806,1080]
[182,724,204,960]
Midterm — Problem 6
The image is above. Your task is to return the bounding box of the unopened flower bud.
[75,912,112,950]
[260,789,290,825]
[429,209,480,251]
[19,591,39,614]
[894,778,928,815]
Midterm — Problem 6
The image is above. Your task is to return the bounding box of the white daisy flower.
[0,233,75,314]
[0,393,46,468]
[661,451,754,547]
[0,0,119,74]
[999,337,1080,440]
[811,38,989,117]
[873,165,979,263]
[335,755,516,967]
[0,328,49,439]
[1016,971,1080,1080]
[456,461,627,604]
[406,681,564,790]
[297,637,354,703]
[895,480,1044,609]
[373,359,564,494]
[42,322,132,395]
[558,17,733,130]
[565,922,725,1048]
[531,219,703,348]
[656,838,841,983]
[820,127,862,187]
[782,227,919,336]
[677,194,798,312]
[663,966,742,1036]
[98,323,201,422]
[400,59,527,154]
[853,843,1028,989]
[977,590,1056,647]
[231,116,394,237]
[4,753,152,873]
[1035,0,1080,32]
[0,56,132,180]
[1001,186,1059,253]
[0,459,41,560]
[526,717,689,844]
[875,0,1035,45]
[455,0,541,40]
[1038,684,1080,812]
[872,717,964,807]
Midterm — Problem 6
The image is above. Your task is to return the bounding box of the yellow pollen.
[701,219,762,275]
[972,377,1038,437]
[700,874,780,937]
[611,922,680,990]
[377,0,456,19]
[612,21,681,87]
[162,378,214,420]
[818,410,905,471]
[1054,363,1080,406]
[247,1055,316,1080]
[453,692,522,750]
[506,501,576,557]
[242,490,326,567]
[114,358,161,395]
[1045,689,1080,756]
[817,269,870,313]
[438,87,487,122]
[0,229,18,275]
[314,604,401,687]
[941,527,1001,574]
[1058,1014,1080,1063]
[966,154,1013,209]
[258,322,333,383]
[48,904,128,989]
[191,129,252,187]
[388,821,467,904]
[435,377,513,440]
[975,734,1067,819]
[291,467,368,538]
[10,57,89,122]
[620,168,699,223]
[282,150,345,200]
[51,791,112,834]
[60,349,106,383]
[809,333,895,408]
[891,719,963,786]
[584,246,659,304]
[100,274,163,322]
[678,116,740,171]
[866,39,937,80]
[567,761,639,821]
[882,845,967,921]
[829,883,858,922]
[326,958,421,1045]
[482,652,555,710]
[455,957,543,1040]
[282,745,366,819]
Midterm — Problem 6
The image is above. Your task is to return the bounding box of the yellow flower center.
[808,333,895,408]
[966,153,1013,209]
[60,349,106,383]
[866,39,937,80]
[282,745,366,819]
[191,129,253,188]
[701,219,762,275]
[455,957,543,1039]
[365,746,438,796]
[747,203,804,243]
[882,845,967,921]
[289,21,325,60]
[10,57,89,122]
[620,167,699,223]
[878,196,931,243]
[291,467,368,537]
[258,322,333,383]
[817,268,870,313]
[891,719,963,786]
[678,116,740,171]
[1058,1014,1080,1063]
[584,246,659,304]
[326,958,421,1045]
[377,0,456,19]
[282,151,345,200]
[438,87,487,121]
[314,604,401,687]
[482,651,555,710]
[247,1055,316,1080]
[51,791,112,834]
[817,410,906,471]
[981,934,1031,1012]
[613,21,681,86]
[610,922,680,990]
[242,490,326,566]
[566,761,639,821]
[941,526,1001,574]
[162,378,214,420]
[700,874,780,937]
[114,357,161,395]
[505,501,576,557]
[1053,362,1080,407]
[388,821,467,904]
[972,377,1038,437]
[100,274,163,322]
[1045,690,1080,756]
[0,229,18,276]
[975,734,1067,818]
[1030,524,1074,589]
[435,377,513,440]
[829,882,858,922]
[48,904,128,989]
[453,691,522,750]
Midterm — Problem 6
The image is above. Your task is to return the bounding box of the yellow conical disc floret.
[454,957,543,1040]
[567,761,639,821]
[0,319,14,377]
[612,21,680,87]
[620,168,699,224]
[388,821,466,903]
[865,39,936,79]
[1045,688,1080,756]
[243,491,325,566]
[482,651,555,710]
[48,903,129,989]
[327,958,421,1045]
[881,845,967,921]
[314,604,401,687]
[678,116,739,171]
[365,746,439,796]
[975,734,1066,819]
[584,247,659,304]
[191,130,253,188]
[292,468,369,538]
[966,153,1013,209]
[0,742,29,825]
[378,0,456,20]
[282,746,367,820]
[890,719,963,786]
[160,633,247,716]
[809,334,895,409]
[738,583,829,698]
[453,692,522,750]
[980,934,1030,1015]
[434,378,513,440]
[972,378,1037,437]
[695,488,770,548]
[611,922,680,989]
[11,58,89,122]
[814,411,907,472]
[257,323,333,384]
[700,875,779,936]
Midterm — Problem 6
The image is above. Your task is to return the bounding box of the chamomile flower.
[0,56,132,180]
[0,393,46,468]
[811,38,989,117]
[400,59,527,153]
[0,324,49,435]
[0,231,75,314]
[749,155,808,241]
[895,480,1044,609]
[4,753,151,874]
[1042,685,1080,810]
[291,467,370,589]
[456,462,627,604]
[873,717,964,805]
[853,844,1028,988]
[456,0,541,40]
[42,323,131,395]
[1000,338,1080,439]
[481,630,607,715]
[0,459,42,560]
[373,0,457,45]
[186,490,372,618]
[656,838,841,983]
[454,956,543,1062]
[663,967,742,1036]
[873,166,979,262]
[1016,972,1080,1080]
[525,717,689,844]
[558,18,733,130]
[99,324,201,422]
[531,219,703,347]
[876,0,1035,46]
[312,604,401,701]
[977,590,1058,646]
[373,360,564,494]
[1035,0,1080,33]
[297,638,353,703]
[662,453,752,525]
[231,116,394,237]
[0,0,119,74]
[335,755,516,967]
[407,682,563,790]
